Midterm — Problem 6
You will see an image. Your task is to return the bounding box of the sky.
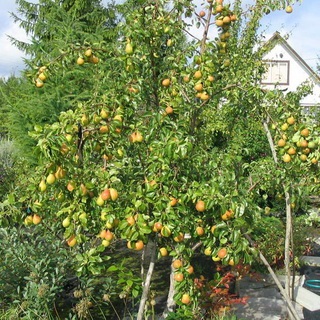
[0,0,319,78]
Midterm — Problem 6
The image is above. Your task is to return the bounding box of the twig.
[200,3,213,54]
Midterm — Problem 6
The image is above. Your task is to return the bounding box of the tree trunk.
[137,241,156,320]
[262,120,297,319]
[162,263,176,318]
[284,190,292,299]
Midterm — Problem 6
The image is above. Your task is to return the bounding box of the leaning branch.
[244,234,301,320]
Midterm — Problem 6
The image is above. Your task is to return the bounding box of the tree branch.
[244,234,301,320]
[137,241,156,320]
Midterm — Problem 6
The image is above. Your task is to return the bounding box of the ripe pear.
[58,167,66,179]
[39,66,47,73]
[102,239,110,247]
[285,5,293,13]
[38,72,46,81]
[35,79,44,88]
[104,230,114,241]
[80,183,88,196]
[99,125,109,134]
[162,78,171,87]
[81,114,89,126]
[77,57,85,65]
[135,131,143,142]
[67,235,77,247]
[194,71,202,79]
[125,42,133,55]
[33,214,42,225]
[101,189,111,201]
[100,109,109,119]
[159,247,168,257]
[113,114,123,122]
[195,200,205,212]
[96,196,105,206]
[109,188,119,201]
[39,180,47,192]
[62,217,71,228]
[24,215,34,226]
[91,55,99,64]
[46,173,56,185]
[67,181,76,192]
[84,48,92,57]
[129,131,143,143]
[166,39,173,47]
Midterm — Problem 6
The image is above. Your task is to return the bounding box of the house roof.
[263,31,320,83]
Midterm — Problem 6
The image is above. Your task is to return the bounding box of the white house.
[261,32,320,110]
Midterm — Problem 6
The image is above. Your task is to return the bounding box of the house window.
[261,60,289,85]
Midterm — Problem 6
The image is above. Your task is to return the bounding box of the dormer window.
[261,60,290,85]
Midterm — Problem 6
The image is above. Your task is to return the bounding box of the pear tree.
[7,0,320,318]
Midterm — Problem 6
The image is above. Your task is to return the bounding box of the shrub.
[0,225,73,318]
[252,216,317,270]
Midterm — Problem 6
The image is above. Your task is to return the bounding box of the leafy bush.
[304,208,320,227]
[252,216,316,270]
[0,225,73,318]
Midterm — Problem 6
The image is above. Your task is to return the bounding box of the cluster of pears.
[129,131,143,143]
[80,109,123,137]
[24,214,42,226]
[77,48,99,66]
[96,187,119,206]
[213,0,237,55]
[35,66,48,88]
[275,116,319,164]
[39,166,67,192]
[124,38,135,73]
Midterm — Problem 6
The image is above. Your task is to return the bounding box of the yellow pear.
[39,180,47,192]
[46,173,56,185]
[125,42,133,55]
[62,217,71,228]
[33,214,42,225]
[109,188,119,201]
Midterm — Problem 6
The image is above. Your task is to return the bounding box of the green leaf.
[107,265,118,272]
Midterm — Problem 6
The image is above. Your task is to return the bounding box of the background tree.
[3,0,119,161]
